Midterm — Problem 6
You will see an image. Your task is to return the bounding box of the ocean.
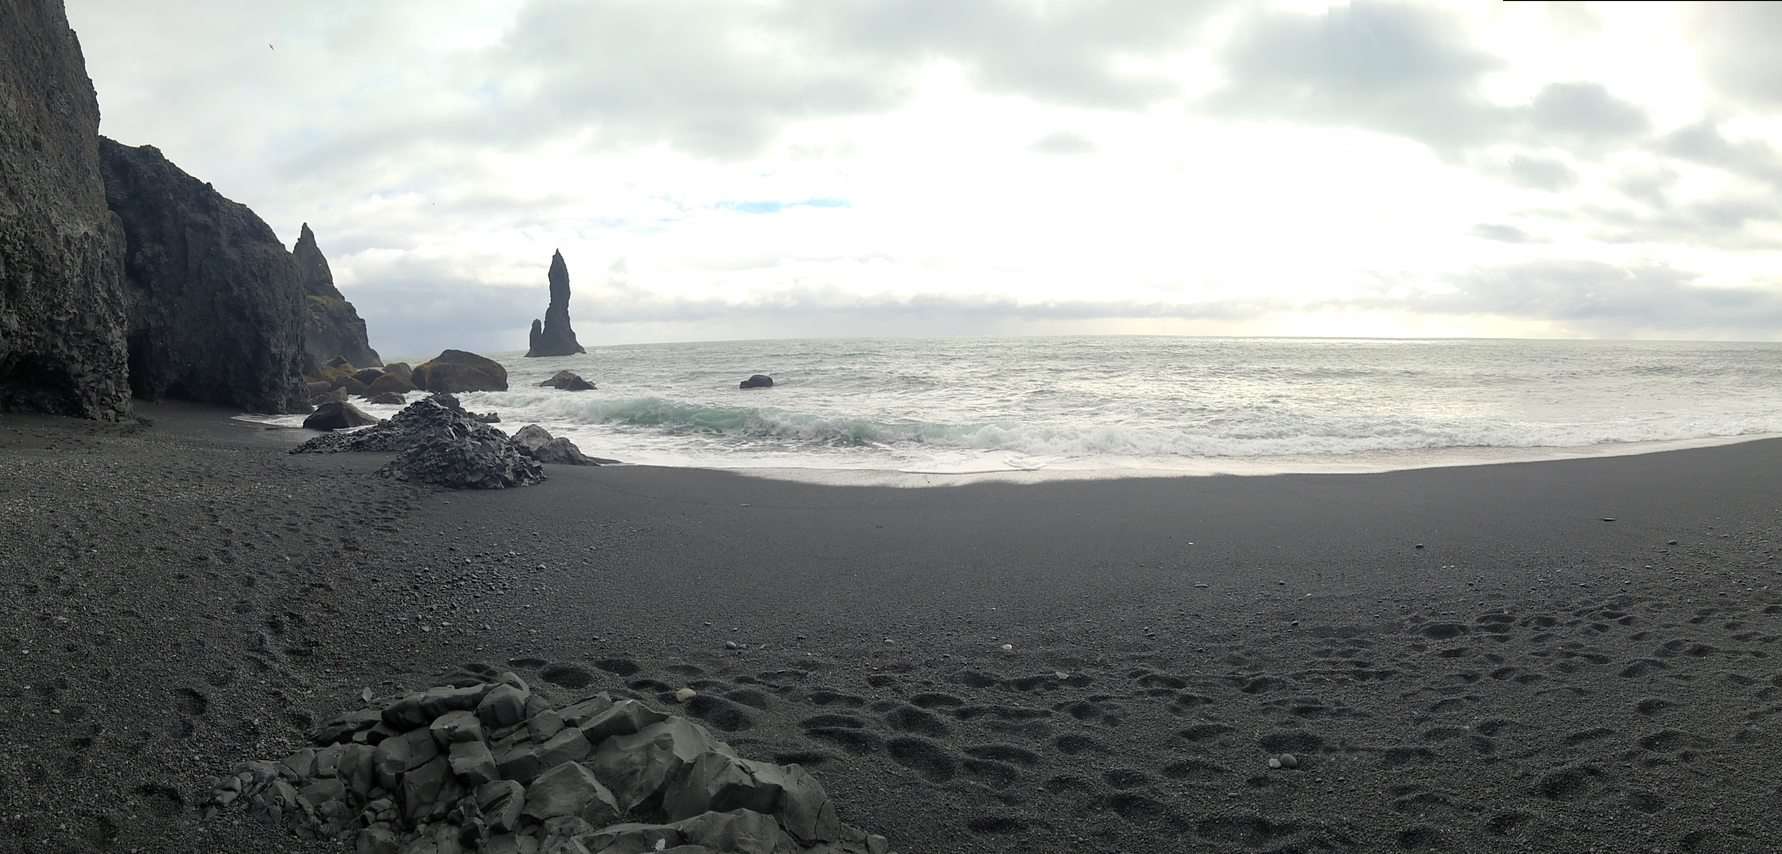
[255,337,1782,482]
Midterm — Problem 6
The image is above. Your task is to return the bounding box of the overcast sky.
[66,0,1782,357]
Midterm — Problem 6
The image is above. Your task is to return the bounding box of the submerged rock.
[513,425,604,466]
[294,223,380,373]
[538,370,596,391]
[739,374,774,390]
[0,4,131,418]
[208,676,896,854]
[412,349,508,393]
[100,138,309,413]
[303,401,378,431]
[524,250,586,357]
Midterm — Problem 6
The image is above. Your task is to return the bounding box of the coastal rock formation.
[368,391,405,405]
[293,393,544,489]
[302,400,378,431]
[740,374,774,390]
[538,369,596,391]
[294,223,380,373]
[524,251,586,357]
[206,676,896,854]
[0,2,131,418]
[99,138,309,413]
[412,349,508,393]
[366,372,415,396]
[513,424,603,466]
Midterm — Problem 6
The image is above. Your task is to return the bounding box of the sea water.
[254,337,1782,482]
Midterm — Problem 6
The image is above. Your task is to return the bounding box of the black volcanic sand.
[3,405,1781,854]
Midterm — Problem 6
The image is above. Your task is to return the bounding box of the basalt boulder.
[538,370,596,391]
[411,349,508,393]
[99,138,309,413]
[513,424,605,466]
[739,375,773,390]
[0,3,131,418]
[303,400,378,431]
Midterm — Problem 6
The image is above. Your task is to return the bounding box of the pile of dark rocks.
[292,394,547,488]
[206,674,894,854]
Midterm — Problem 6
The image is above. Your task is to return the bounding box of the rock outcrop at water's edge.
[0,1,132,418]
[538,369,596,391]
[524,250,586,357]
[412,349,509,393]
[99,138,309,413]
[293,393,544,489]
[514,424,606,466]
[295,223,381,373]
[206,674,897,854]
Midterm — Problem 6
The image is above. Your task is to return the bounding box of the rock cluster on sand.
[525,251,587,358]
[0,2,132,418]
[539,370,596,391]
[513,425,604,466]
[99,138,311,413]
[295,223,382,374]
[207,674,896,854]
[413,350,510,393]
[294,394,544,489]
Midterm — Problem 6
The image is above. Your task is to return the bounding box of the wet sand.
[2,403,1780,853]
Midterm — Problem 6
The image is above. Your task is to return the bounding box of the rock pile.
[206,674,896,854]
[293,394,544,489]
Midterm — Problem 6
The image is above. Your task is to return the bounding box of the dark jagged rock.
[99,138,308,413]
[740,374,774,390]
[0,3,131,418]
[524,250,585,357]
[538,370,596,391]
[292,393,543,489]
[208,677,897,854]
[302,401,378,431]
[294,223,380,373]
[513,424,605,466]
[411,349,508,393]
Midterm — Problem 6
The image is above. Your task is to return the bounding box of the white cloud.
[62,0,1782,351]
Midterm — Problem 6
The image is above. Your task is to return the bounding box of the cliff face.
[294,223,380,372]
[524,250,585,357]
[99,138,309,413]
[0,0,132,418]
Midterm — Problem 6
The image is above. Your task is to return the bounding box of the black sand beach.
[3,405,1781,853]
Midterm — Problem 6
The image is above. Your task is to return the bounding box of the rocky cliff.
[294,222,380,372]
[524,250,585,357]
[99,138,308,413]
[0,0,132,418]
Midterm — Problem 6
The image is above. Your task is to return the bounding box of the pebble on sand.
[999,643,1014,654]
[673,688,696,704]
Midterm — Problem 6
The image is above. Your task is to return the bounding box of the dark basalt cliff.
[99,138,309,413]
[524,250,585,357]
[0,0,132,418]
[294,222,380,373]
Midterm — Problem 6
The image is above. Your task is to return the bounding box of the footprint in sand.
[886,736,957,782]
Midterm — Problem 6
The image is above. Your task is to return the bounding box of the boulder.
[368,392,406,406]
[310,387,349,405]
[524,251,586,357]
[591,718,726,812]
[0,2,132,419]
[351,368,385,386]
[294,223,380,373]
[367,372,415,396]
[304,380,333,398]
[382,362,414,383]
[472,411,501,424]
[662,753,842,843]
[303,401,379,431]
[739,375,773,390]
[519,762,620,826]
[512,425,602,466]
[99,138,309,412]
[538,370,596,391]
[412,349,508,393]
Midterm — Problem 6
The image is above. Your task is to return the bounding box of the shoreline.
[233,407,1782,487]
[5,403,1782,852]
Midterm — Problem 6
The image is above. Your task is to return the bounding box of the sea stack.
[524,250,585,357]
[0,2,132,418]
[295,223,381,373]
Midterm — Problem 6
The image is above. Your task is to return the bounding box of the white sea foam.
[246,337,1782,480]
